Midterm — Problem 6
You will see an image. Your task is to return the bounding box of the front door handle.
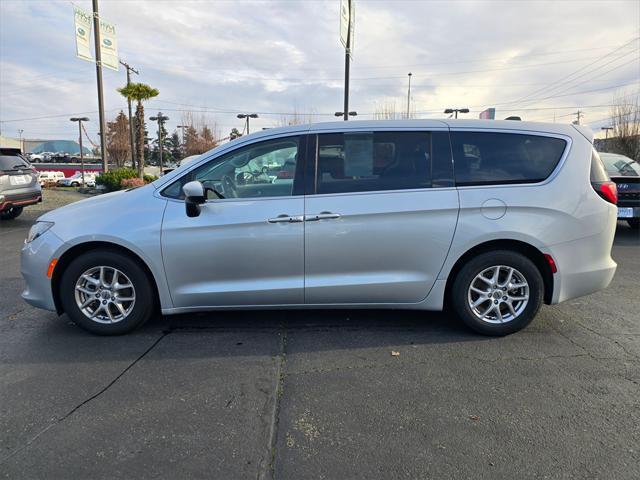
[305,211,341,221]
[268,214,304,223]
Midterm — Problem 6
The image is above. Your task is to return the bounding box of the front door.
[304,130,459,304]
[161,135,306,308]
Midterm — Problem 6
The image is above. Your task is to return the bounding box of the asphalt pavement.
[1,196,639,479]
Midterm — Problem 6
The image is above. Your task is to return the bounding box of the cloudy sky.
[0,0,638,144]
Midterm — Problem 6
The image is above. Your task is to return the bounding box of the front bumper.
[21,230,66,312]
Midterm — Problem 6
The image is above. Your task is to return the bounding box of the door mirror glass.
[183,181,206,217]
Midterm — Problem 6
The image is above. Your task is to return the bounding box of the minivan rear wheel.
[451,251,543,336]
[59,250,154,335]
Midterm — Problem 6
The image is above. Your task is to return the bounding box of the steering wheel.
[221,174,238,198]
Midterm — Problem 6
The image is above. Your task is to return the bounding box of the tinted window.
[451,132,566,186]
[0,154,30,171]
[316,131,431,194]
[599,153,640,177]
[163,137,301,199]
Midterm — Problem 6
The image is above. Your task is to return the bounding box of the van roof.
[241,118,591,141]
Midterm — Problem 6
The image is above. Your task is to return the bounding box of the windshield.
[599,153,640,177]
[0,154,30,171]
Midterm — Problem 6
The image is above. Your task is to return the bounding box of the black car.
[0,148,42,220]
[599,152,640,229]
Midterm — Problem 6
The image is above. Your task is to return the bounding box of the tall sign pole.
[92,0,108,172]
[341,0,354,121]
[120,60,139,169]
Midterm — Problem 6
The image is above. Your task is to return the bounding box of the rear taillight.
[592,181,617,205]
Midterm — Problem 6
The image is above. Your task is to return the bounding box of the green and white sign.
[99,18,119,71]
[73,5,93,62]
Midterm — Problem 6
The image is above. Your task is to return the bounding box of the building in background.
[23,139,91,155]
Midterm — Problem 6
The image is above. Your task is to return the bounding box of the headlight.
[26,221,54,243]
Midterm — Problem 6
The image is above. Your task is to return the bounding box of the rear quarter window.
[451,132,567,186]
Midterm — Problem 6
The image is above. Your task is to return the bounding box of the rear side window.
[0,154,29,171]
[450,132,566,186]
[316,131,431,194]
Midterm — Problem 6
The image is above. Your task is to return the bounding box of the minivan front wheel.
[451,251,543,336]
[59,250,154,335]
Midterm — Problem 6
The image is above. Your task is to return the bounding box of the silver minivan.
[21,120,618,335]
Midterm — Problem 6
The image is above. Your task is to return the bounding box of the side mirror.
[183,181,206,217]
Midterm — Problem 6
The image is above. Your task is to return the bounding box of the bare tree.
[180,111,220,156]
[373,101,400,120]
[105,110,131,167]
[278,107,315,126]
[610,95,640,160]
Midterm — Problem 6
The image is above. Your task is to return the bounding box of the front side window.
[162,137,301,199]
[450,132,567,186]
[316,131,432,194]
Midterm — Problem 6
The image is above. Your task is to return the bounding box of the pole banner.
[73,5,93,62]
[99,18,119,71]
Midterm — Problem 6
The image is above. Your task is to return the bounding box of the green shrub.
[143,174,158,184]
[96,167,138,192]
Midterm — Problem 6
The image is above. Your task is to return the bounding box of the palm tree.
[117,83,159,177]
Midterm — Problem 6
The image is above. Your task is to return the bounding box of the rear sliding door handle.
[305,212,341,221]
[268,214,304,223]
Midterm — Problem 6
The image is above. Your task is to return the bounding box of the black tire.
[628,219,640,230]
[451,250,544,336]
[0,206,23,220]
[59,250,155,335]
[71,182,80,187]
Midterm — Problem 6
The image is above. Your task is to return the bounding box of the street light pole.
[119,60,139,169]
[237,113,258,134]
[70,117,90,187]
[150,113,169,175]
[444,108,470,119]
[406,73,412,119]
[601,126,613,140]
[18,129,23,153]
[92,0,108,173]
[177,125,187,157]
[343,0,352,122]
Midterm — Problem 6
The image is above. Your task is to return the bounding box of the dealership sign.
[479,107,496,120]
[340,0,355,56]
[99,18,119,71]
[73,5,118,70]
[74,5,93,62]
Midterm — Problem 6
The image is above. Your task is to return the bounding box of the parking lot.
[1,193,639,479]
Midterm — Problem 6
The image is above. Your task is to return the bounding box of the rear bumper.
[0,190,42,212]
[548,207,617,304]
[616,205,640,219]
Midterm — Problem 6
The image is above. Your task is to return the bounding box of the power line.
[503,37,639,108]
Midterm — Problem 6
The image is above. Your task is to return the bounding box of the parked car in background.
[598,152,640,229]
[0,149,41,220]
[29,152,52,163]
[57,172,96,187]
[38,171,66,186]
[21,120,617,336]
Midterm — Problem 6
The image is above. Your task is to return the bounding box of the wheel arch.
[51,241,161,315]
[443,239,554,306]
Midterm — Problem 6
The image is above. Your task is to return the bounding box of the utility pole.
[70,117,90,187]
[92,0,108,173]
[406,73,412,119]
[18,129,23,153]
[150,113,169,175]
[119,60,139,169]
[237,113,258,134]
[573,110,583,125]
